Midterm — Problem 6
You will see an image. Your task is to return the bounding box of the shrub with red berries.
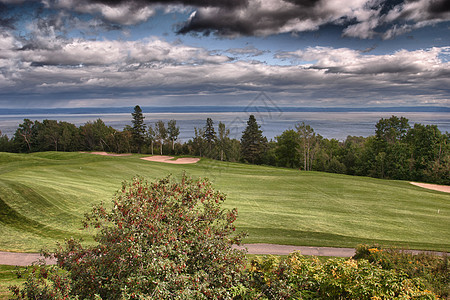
[12,175,247,299]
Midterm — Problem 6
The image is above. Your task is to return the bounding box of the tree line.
[0,106,448,184]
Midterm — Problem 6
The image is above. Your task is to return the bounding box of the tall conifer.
[131,105,146,153]
[240,115,267,164]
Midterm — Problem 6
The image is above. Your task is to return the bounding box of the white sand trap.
[88,152,132,157]
[410,182,450,193]
[141,155,200,164]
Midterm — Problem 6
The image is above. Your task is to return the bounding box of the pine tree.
[203,118,217,157]
[218,122,230,161]
[131,105,146,153]
[240,115,267,164]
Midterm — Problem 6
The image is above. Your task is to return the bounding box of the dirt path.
[0,252,56,266]
[1,245,447,266]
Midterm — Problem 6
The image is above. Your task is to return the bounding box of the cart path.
[1,244,447,266]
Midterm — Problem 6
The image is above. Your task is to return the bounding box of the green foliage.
[167,119,180,153]
[275,129,301,168]
[244,252,440,299]
[354,244,450,298]
[0,265,26,299]
[5,113,449,184]
[11,175,247,299]
[131,105,146,153]
[9,261,72,300]
[295,122,319,171]
[217,122,231,161]
[203,117,217,157]
[13,119,34,153]
[0,130,11,153]
[375,115,410,145]
[240,115,267,164]
[155,120,167,155]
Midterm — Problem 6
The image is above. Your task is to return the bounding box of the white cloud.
[2,37,449,107]
[6,36,230,66]
[276,46,449,75]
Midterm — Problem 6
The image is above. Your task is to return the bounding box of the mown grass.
[0,265,25,299]
[0,151,449,254]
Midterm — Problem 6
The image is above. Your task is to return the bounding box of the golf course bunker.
[86,152,132,157]
[141,155,200,164]
[410,182,450,193]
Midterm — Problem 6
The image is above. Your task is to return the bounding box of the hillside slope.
[0,152,448,252]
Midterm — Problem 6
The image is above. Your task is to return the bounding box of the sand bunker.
[141,155,200,164]
[86,152,132,157]
[410,182,450,193]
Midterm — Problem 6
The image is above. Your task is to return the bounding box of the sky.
[0,0,449,109]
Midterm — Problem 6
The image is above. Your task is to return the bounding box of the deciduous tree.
[167,119,180,153]
[14,119,35,152]
[155,120,167,155]
[295,122,318,171]
[275,129,301,168]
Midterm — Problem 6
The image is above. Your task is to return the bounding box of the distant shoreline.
[1,106,449,115]
[1,109,449,142]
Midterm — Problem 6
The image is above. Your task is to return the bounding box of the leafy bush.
[354,244,449,299]
[243,252,439,299]
[9,260,71,299]
[11,175,247,299]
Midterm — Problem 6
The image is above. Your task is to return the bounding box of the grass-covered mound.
[0,151,449,252]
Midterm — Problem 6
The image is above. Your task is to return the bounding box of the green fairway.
[0,152,449,253]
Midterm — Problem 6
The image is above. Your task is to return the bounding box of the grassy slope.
[0,152,449,253]
[0,265,26,299]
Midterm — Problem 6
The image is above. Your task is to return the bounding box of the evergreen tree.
[131,105,146,153]
[193,127,205,157]
[217,122,230,161]
[0,130,11,152]
[203,118,217,157]
[240,115,267,164]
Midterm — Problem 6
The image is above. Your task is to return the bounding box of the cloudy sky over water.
[0,0,449,109]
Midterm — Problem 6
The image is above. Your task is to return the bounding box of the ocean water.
[0,107,449,142]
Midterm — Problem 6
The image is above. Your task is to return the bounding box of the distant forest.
[0,105,448,185]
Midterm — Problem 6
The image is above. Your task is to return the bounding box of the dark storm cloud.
[2,0,448,38]
[177,0,450,39]
[0,3,17,29]
[177,0,333,37]
[427,0,450,15]
[88,0,247,9]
